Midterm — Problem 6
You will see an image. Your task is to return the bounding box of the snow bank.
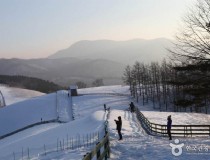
[0,84,44,105]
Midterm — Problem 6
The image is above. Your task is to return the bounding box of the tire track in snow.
[57,90,73,122]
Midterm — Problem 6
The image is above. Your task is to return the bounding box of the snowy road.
[108,110,210,160]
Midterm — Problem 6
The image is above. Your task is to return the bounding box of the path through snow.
[57,90,73,122]
[108,110,210,160]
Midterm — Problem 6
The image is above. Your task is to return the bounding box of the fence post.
[22,147,23,160]
[190,125,192,137]
[67,134,68,149]
[155,124,157,135]
[209,126,210,136]
[104,139,108,160]
[96,142,100,159]
[13,152,15,160]
[57,138,59,152]
[63,139,65,150]
[44,144,46,156]
[27,148,30,159]
[60,141,62,150]
[104,134,110,160]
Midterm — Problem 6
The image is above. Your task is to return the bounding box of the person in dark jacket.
[167,115,172,140]
[104,104,106,111]
[114,116,122,140]
[130,102,135,112]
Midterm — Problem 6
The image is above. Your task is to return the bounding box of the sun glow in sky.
[0,0,193,59]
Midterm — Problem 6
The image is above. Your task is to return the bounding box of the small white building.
[69,85,78,96]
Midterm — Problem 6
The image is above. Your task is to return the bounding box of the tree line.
[0,75,63,93]
[76,78,104,89]
[123,60,210,114]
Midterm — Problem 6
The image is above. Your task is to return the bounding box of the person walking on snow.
[114,116,122,140]
[167,115,172,140]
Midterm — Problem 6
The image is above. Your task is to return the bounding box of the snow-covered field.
[0,84,44,105]
[142,111,210,125]
[0,85,210,160]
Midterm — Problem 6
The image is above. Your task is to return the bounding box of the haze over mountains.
[0,38,172,87]
[49,38,172,64]
[0,58,124,86]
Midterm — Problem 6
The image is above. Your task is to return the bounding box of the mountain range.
[49,38,172,64]
[0,58,124,86]
[0,38,172,87]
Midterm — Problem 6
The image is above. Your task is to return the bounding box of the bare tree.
[169,0,210,63]
[76,81,87,89]
[92,79,104,87]
[122,65,133,96]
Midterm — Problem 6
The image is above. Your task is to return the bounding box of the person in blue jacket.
[167,115,172,140]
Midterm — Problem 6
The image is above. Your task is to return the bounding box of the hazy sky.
[0,0,193,59]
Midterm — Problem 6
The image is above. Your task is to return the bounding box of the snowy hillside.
[0,84,44,105]
[0,85,210,160]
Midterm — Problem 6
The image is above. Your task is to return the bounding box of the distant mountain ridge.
[49,38,172,64]
[0,38,172,87]
[0,58,125,86]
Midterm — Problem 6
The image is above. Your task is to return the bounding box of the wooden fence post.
[190,126,192,137]
[96,142,100,159]
[209,126,210,136]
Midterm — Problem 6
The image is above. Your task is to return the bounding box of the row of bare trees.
[123,59,210,113]
[123,60,173,111]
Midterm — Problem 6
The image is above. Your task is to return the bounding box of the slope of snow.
[0,110,106,159]
[0,93,57,136]
[0,85,210,159]
[0,89,74,137]
[0,84,44,105]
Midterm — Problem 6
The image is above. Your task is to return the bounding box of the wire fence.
[0,131,105,160]
[0,94,110,160]
[1,109,110,160]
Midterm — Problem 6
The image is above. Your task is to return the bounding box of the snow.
[0,110,106,159]
[56,90,73,122]
[142,111,210,125]
[78,85,130,95]
[0,84,44,105]
[0,85,210,159]
[0,93,57,136]
[108,110,210,160]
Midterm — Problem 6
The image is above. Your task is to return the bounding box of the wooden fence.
[83,133,110,160]
[83,109,110,160]
[135,107,210,137]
